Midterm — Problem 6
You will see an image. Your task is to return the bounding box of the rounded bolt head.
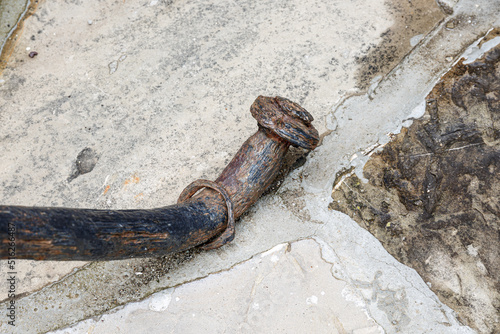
[250,96,319,150]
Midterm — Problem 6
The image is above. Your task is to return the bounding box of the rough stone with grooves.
[331,39,500,333]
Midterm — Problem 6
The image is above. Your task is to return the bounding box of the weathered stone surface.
[49,240,382,334]
[332,39,500,333]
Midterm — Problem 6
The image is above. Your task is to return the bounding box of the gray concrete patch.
[50,240,381,334]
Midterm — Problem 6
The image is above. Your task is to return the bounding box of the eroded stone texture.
[331,41,500,333]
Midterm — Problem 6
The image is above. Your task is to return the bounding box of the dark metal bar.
[0,202,223,260]
[0,96,319,260]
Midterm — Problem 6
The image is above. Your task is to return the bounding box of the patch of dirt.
[125,249,199,296]
[332,39,500,333]
[354,0,445,90]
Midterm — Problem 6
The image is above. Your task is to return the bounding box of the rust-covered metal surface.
[331,40,500,333]
[0,96,319,261]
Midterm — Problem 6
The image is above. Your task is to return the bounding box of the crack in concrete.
[310,237,383,330]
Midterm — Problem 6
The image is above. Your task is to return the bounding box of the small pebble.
[88,20,93,25]
[28,51,38,58]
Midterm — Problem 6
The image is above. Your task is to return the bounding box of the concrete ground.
[0,0,498,333]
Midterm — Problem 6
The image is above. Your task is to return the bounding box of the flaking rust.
[0,96,319,261]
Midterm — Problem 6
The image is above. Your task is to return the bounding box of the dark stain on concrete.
[127,249,199,292]
[332,40,500,333]
[68,147,99,182]
[0,73,26,99]
[354,0,445,90]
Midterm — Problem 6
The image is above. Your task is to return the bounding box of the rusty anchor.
[0,96,319,260]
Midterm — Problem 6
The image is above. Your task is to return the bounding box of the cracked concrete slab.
[0,0,499,332]
[0,0,445,306]
[331,37,500,333]
[304,0,500,192]
[49,237,473,334]
[50,240,381,334]
[0,0,39,73]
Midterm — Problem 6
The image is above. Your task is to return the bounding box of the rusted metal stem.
[0,96,319,260]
